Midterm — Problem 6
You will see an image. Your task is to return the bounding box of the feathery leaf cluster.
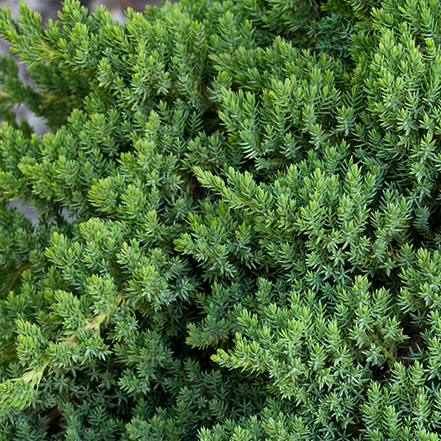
[1,0,441,439]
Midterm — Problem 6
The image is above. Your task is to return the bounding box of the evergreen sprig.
[1,0,441,439]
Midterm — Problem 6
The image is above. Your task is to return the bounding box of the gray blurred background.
[1,0,179,225]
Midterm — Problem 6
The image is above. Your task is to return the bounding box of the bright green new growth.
[1,0,441,439]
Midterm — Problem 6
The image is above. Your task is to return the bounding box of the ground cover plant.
[1,0,441,439]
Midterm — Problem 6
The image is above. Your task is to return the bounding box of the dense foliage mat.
[1,0,441,439]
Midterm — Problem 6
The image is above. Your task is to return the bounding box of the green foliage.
[1,0,441,439]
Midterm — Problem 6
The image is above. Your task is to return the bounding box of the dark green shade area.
[1,0,441,439]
